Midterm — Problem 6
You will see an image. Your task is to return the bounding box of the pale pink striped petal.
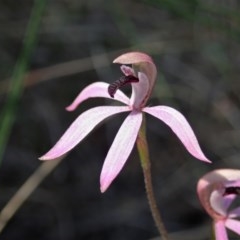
[100,111,143,192]
[143,106,211,163]
[210,189,228,217]
[225,219,240,235]
[130,72,150,109]
[39,106,130,160]
[66,82,130,111]
[214,221,228,240]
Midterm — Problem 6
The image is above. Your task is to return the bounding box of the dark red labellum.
[108,75,139,98]
[224,186,240,196]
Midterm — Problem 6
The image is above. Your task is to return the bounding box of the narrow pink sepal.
[143,106,211,163]
[39,106,130,160]
[225,219,240,235]
[100,112,143,193]
[66,82,130,111]
[214,221,228,240]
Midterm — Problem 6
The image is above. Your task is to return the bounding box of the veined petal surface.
[130,72,149,109]
[66,82,129,111]
[143,106,210,163]
[100,111,143,192]
[214,221,228,240]
[40,106,130,160]
[225,219,240,235]
[210,189,228,216]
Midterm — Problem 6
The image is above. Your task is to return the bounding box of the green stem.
[136,115,169,240]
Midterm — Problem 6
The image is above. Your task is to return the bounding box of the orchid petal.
[143,106,211,162]
[210,189,228,216]
[214,221,228,240]
[100,111,143,193]
[197,181,218,219]
[40,106,130,160]
[66,82,130,111]
[216,170,240,182]
[130,72,149,109]
[225,219,240,235]
[198,170,240,190]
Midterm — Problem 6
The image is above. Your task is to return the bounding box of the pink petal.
[39,106,130,160]
[225,219,240,235]
[100,111,143,193]
[210,189,228,217]
[66,82,130,111]
[214,221,228,240]
[130,72,150,109]
[143,106,211,163]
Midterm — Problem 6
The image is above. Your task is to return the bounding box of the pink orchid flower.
[197,169,240,240]
[40,52,210,192]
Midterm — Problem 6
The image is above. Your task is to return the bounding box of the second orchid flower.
[197,169,240,240]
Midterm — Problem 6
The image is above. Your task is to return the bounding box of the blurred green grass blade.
[142,0,240,40]
[106,0,138,46]
[0,0,47,163]
[142,0,198,20]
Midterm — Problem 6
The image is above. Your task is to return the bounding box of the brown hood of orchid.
[114,52,156,91]
[198,182,226,220]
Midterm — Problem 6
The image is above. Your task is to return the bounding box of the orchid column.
[40,52,210,239]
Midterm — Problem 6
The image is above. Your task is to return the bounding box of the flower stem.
[136,115,169,240]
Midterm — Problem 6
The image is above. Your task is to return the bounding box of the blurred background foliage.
[0,0,240,239]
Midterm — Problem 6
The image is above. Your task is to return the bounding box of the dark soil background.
[1,0,240,239]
